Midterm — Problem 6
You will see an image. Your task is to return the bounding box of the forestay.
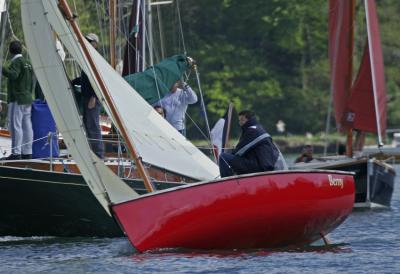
[43,0,219,181]
[21,0,139,215]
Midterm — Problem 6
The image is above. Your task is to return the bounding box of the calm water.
[1,166,399,274]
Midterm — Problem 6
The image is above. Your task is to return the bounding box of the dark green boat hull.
[0,166,182,237]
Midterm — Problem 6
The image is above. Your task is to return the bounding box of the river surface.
[0,165,399,274]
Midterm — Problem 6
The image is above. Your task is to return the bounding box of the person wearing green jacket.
[1,40,33,160]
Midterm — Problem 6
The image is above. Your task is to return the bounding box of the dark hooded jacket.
[231,117,279,174]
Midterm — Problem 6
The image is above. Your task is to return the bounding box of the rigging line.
[95,1,150,72]
[117,3,125,63]
[174,1,212,146]
[194,66,214,159]
[5,2,18,41]
[185,112,211,144]
[175,0,187,55]
[72,0,78,15]
[94,0,108,58]
[139,3,164,103]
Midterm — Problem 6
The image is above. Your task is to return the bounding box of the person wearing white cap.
[80,33,104,158]
[85,33,99,45]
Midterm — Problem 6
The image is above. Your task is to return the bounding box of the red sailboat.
[22,0,355,252]
[293,0,395,209]
[113,171,354,251]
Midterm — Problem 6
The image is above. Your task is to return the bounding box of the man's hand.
[179,81,189,89]
[187,56,196,69]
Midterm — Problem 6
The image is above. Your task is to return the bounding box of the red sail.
[328,0,355,132]
[343,0,386,138]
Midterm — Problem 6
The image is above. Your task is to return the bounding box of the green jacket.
[2,55,33,105]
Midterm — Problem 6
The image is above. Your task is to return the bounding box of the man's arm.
[181,84,198,105]
[2,60,22,79]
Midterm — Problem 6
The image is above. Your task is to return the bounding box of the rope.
[92,1,212,147]
[94,0,108,57]
[185,112,210,142]
[1,135,49,156]
[5,3,18,42]
[194,66,213,154]
[175,0,187,55]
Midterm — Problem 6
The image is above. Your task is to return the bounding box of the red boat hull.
[112,171,354,252]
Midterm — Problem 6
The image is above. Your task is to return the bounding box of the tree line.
[3,0,400,141]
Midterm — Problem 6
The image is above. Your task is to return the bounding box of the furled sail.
[42,0,219,181]
[342,0,387,141]
[124,54,188,105]
[21,0,139,215]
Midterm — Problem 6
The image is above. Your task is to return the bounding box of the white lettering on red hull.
[328,175,344,189]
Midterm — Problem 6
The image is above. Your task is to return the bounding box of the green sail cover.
[124,54,189,105]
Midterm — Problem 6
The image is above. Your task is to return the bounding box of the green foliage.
[2,0,400,140]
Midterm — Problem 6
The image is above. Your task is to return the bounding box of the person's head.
[302,145,313,157]
[154,106,165,118]
[170,81,179,93]
[85,33,99,49]
[9,40,22,55]
[238,110,255,126]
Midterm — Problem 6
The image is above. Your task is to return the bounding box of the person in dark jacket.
[219,110,281,177]
[294,145,314,163]
[80,33,104,159]
[1,41,33,160]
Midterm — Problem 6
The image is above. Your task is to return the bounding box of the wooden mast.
[109,0,117,68]
[346,0,356,158]
[58,0,155,192]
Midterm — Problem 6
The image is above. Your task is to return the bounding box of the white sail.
[0,0,6,23]
[42,0,219,181]
[21,0,139,215]
[0,0,5,12]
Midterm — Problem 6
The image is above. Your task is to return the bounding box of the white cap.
[85,33,99,43]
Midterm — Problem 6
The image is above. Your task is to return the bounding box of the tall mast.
[109,0,117,68]
[147,0,154,66]
[345,0,356,158]
[141,0,147,71]
[58,0,155,192]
